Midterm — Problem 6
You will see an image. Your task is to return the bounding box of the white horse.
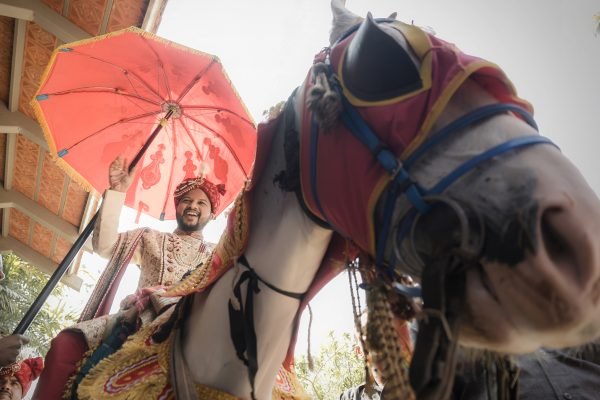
[182,3,600,398]
[78,2,600,399]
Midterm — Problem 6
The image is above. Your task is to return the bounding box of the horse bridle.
[303,23,559,400]
[310,89,557,281]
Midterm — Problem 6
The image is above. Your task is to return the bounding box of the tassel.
[307,62,342,130]
[366,284,415,399]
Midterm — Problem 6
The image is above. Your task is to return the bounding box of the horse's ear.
[388,12,398,20]
[330,0,362,45]
[341,13,422,102]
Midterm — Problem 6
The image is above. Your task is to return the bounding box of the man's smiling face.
[0,375,22,400]
[175,188,212,232]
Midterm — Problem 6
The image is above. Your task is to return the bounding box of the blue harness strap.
[308,90,558,293]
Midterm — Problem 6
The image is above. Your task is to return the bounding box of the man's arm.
[92,189,126,259]
[92,156,139,261]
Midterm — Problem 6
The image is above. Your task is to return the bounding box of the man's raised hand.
[108,156,136,192]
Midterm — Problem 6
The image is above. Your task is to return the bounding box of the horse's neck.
[182,97,332,398]
[244,98,332,292]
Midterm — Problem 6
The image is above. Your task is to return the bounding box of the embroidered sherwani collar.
[173,228,204,241]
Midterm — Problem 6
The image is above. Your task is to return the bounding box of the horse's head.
[298,1,600,356]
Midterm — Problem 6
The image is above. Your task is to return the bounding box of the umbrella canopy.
[31,27,256,219]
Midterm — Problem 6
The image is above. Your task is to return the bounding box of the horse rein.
[228,254,306,400]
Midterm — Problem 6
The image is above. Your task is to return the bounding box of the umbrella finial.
[162,102,182,118]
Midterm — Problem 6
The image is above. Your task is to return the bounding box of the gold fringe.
[30,67,95,192]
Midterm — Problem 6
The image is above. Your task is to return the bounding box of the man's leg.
[32,330,88,400]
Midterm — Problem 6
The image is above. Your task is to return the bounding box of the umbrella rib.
[181,105,255,128]
[44,87,161,107]
[179,117,206,165]
[68,51,165,102]
[161,120,178,219]
[64,110,163,152]
[175,58,218,104]
[181,113,250,178]
[139,35,173,103]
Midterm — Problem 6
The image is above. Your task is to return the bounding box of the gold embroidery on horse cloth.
[75,316,309,399]
[272,367,311,400]
[76,310,239,400]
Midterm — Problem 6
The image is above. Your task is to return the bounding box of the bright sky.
[72,0,600,360]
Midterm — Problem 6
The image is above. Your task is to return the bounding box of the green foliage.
[0,253,77,356]
[262,101,286,121]
[295,331,366,400]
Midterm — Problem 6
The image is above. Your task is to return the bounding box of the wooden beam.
[0,0,90,43]
[3,131,16,190]
[9,19,26,113]
[49,229,57,258]
[66,192,97,277]
[0,187,92,252]
[2,133,15,241]
[2,208,10,237]
[68,250,83,276]
[1,133,17,237]
[0,236,82,290]
[57,175,70,216]
[98,0,113,35]
[80,192,97,232]
[61,0,69,16]
[0,1,34,21]
[32,143,45,201]
[0,104,48,150]
[141,0,165,33]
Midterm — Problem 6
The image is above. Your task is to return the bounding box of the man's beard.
[176,213,208,232]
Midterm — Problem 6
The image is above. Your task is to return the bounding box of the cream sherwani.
[93,190,213,288]
[73,189,214,348]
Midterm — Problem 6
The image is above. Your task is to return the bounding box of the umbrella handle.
[13,212,99,334]
[128,109,173,171]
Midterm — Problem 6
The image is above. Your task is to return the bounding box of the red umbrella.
[31,26,256,219]
[15,27,256,335]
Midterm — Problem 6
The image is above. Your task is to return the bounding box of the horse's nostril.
[540,206,578,280]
